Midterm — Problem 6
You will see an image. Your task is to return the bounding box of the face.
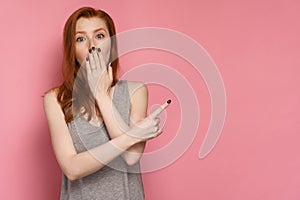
[75,17,111,65]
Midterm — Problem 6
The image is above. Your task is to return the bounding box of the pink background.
[1,0,300,199]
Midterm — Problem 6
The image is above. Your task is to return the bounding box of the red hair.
[55,7,119,123]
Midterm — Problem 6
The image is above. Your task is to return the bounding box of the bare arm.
[43,91,139,181]
[85,50,151,165]
[96,81,148,165]
[43,89,165,181]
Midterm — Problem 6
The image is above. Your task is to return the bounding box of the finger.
[96,48,104,70]
[152,126,159,133]
[86,57,92,74]
[158,128,163,134]
[156,128,163,137]
[97,49,108,70]
[148,100,171,119]
[88,49,96,70]
[92,47,100,70]
[152,117,160,126]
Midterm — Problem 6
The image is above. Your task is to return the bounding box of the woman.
[43,7,169,200]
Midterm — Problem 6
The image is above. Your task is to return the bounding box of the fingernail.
[88,49,92,53]
[167,99,171,104]
[86,57,89,61]
[97,48,101,52]
[92,47,95,51]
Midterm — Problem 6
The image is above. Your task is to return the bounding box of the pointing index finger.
[149,99,171,119]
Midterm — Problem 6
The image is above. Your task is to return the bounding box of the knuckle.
[155,119,160,125]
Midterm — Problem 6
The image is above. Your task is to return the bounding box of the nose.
[87,37,96,51]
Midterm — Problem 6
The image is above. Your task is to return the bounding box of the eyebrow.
[76,28,107,34]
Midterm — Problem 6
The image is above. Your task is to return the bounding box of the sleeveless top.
[60,80,145,200]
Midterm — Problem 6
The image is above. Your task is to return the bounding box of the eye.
[76,36,85,42]
[96,33,105,39]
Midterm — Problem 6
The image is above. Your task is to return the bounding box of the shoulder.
[125,81,148,119]
[44,87,58,100]
[43,87,59,98]
[43,88,60,110]
[43,87,67,125]
[126,81,148,99]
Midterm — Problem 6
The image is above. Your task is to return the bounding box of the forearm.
[96,93,130,139]
[96,92,145,164]
[68,134,137,181]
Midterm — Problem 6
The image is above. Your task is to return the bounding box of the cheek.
[102,44,111,59]
[75,46,88,65]
[97,39,111,63]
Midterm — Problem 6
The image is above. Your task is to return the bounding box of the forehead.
[76,17,108,32]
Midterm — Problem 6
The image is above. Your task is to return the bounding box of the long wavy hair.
[55,7,119,123]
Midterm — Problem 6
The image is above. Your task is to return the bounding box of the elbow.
[65,170,78,181]
[126,159,138,166]
[64,166,81,181]
[122,147,145,166]
[124,156,141,166]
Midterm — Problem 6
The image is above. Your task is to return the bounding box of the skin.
[75,17,111,66]
[43,16,169,181]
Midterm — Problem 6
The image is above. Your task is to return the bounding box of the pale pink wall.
[1,0,300,199]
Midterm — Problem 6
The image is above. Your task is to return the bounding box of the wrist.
[95,91,110,104]
[123,133,141,146]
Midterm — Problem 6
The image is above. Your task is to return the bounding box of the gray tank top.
[60,80,145,200]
